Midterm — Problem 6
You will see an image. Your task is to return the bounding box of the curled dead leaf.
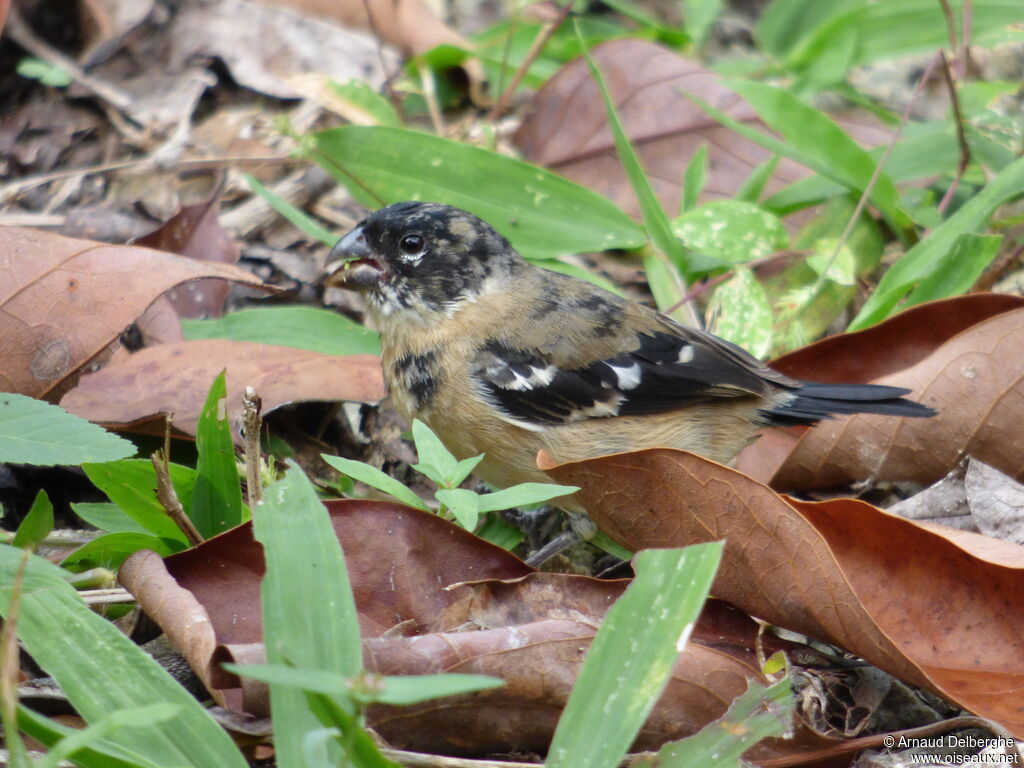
[60,339,385,436]
[0,227,268,399]
[540,448,1024,736]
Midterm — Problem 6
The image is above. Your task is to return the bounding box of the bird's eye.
[399,233,425,255]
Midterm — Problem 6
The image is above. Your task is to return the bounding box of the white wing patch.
[606,360,642,390]
[677,344,695,364]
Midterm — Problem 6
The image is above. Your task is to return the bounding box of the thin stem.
[937,50,971,215]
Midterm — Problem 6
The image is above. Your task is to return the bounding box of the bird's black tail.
[764,382,936,427]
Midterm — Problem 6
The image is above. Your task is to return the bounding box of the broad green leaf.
[0,544,247,768]
[13,490,53,550]
[18,706,168,768]
[434,487,480,530]
[310,126,645,258]
[906,233,1003,308]
[477,482,580,513]
[720,81,913,235]
[652,677,793,767]
[545,544,723,768]
[72,502,152,534]
[850,154,1024,330]
[61,532,187,572]
[326,79,402,127]
[245,175,337,245]
[756,0,858,56]
[672,200,787,272]
[182,306,381,356]
[680,144,707,214]
[576,24,695,304]
[0,394,135,466]
[806,239,857,286]
[192,372,245,537]
[706,267,774,359]
[254,464,363,766]
[82,460,195,543]
[322,454,429,511]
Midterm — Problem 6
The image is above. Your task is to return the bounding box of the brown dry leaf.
[513,39,890,218]
[121,501,776,754]
[60,339,384,436]
[737,293,1024,484]
[135,188,241,320]
[540,448,1024,737]
[772,306,1024,491]
[0,227,267,399]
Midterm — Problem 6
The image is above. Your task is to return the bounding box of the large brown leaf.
[737,293,1024,485]
[541,448,1024,736]
[0,227,267,399]
[120,501,777,754]
[513,39,890,217]
[60,339,384,436]
[772,306,1024,491]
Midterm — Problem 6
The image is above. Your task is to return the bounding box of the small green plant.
[15,57,73,87]
[323,419,578,533]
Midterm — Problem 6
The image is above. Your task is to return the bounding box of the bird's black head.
[325,202,520,316]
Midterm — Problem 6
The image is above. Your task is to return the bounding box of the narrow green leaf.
[255,464,363,766]
[680,145,707,214]
[192,372,244,537]
[71,502,151,534]
[706,267,774,359]
[476,482,580,513]
[850,154,1024,330]
[303,691,401,768]
[82,460,194,542]
[642,248,692,321]
[905,233,1003,308]
[411,419,460,487]
[683,0,725,46]
[13,490,53,550]
[475,514,525,550]
[61,532,187,572]
[0,544,248,768]
[546,543,723,768]
[34,703,181,768]
[755,0,856,56]
[590,531,632,561]
[182,306,381,356]
[434,488,480,530]
[0,394,135,465]
[322,454,430,511]
[374,674,504,706]
[245,175,337,245]
[576,23,692,278]
[326,79,402,127]
[736,155,780,203]
[653,677,793,767]
[310,126,645,258]
[684,82,912,235]
[18,706,168,768]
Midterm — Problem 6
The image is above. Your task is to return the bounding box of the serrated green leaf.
[0,394,135,466]
[310,126,644,258]
[13,490,53,550]
[672,200,787,272]
[182,306,381,356]
[322,454,429,511]
[706,267,774,359]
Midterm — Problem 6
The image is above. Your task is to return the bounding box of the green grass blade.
[545,543,723,768]
[849,154,1024,330]
[322,454,430,511]
[0,544,247,768]
[192,371,245,537]
[182,307,381,356]
[82,460,194,542]
[254,464,364,766]
[245,174,337,245]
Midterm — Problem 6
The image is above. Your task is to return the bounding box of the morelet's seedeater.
[325,202,933,547]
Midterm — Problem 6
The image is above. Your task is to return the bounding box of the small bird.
[326,202,933,549]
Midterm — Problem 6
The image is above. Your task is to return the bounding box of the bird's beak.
[324,225,386,290]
